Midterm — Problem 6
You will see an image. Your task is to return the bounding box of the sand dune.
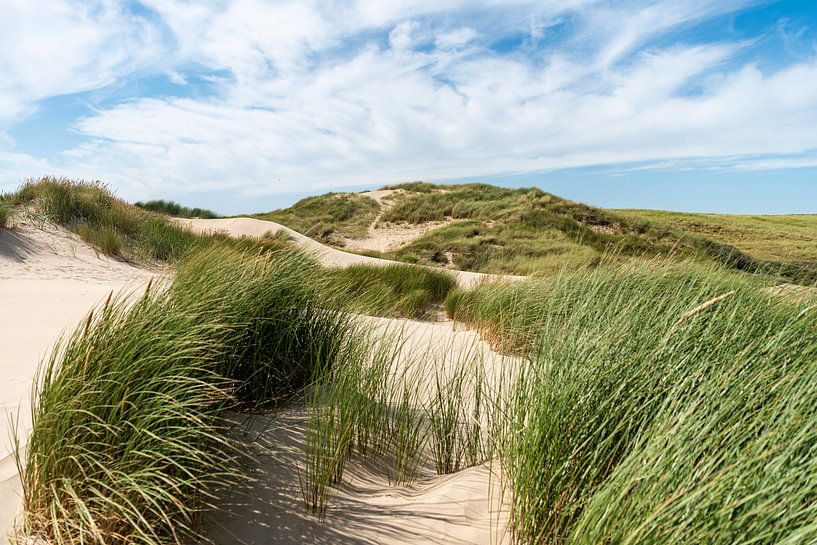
[176,217,524,289]
[209,315,517,545]
[1,220,515,544]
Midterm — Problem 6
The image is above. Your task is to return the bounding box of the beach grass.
[134,199,219,219]
[323,263,456,318]
[255,192,380,242]
[19,283,237,545]
[494,262,817,544]
[0,198,10,228]
[11,177,203,261]
[18,244,353,544]
[300,326,512,515]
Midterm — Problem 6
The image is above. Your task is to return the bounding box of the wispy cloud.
[1,0,816,206]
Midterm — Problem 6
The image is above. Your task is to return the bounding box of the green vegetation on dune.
[5,178,455,319]
[135,199,219,219]
[618,208,817,262]
[389,219,599,275]
[448,262,816,544]
[373,183,816,283]
[323,263,456,318]
[20,245,356,544]
[254,192,380,242]
[0,196,11,228]
[253,182,816,284]
[10,178,206,261]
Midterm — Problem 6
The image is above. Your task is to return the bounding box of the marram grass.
[300,327,514,516]
[18,244,353,544]
[19,285,236,545]
[497,262,817,545]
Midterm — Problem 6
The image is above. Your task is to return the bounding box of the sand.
[1,218,517,545]
[0,221,154,545]
[207,409,511,545]
[176,217,524,289]
[207,315,519,545]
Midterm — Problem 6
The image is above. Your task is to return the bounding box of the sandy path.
[176,217,524,289]
[339,189,454,254]
[0,222,154,545]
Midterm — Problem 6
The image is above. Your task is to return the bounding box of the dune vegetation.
[323,263,456,318]
[19,245,357,544]
[9,178,817,545]
[0,197,10,228]
[3,178,453,319]
[257,181,817,285]
[8,178,206,261]
[254,192,380,242]
[617,208,817,262]
[287,258,817,543]
[134,199,219,219]
[495,263,816,545]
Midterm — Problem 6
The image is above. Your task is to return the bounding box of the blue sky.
[1,0,816,214]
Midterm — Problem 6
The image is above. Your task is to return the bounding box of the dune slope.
[176,217,523,288]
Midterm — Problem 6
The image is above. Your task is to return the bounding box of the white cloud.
[0,0,166,126]
[436,27,478,49]
[389,21,421,51]
[0,150,58,191]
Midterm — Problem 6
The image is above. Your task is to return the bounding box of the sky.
[1,0,816,215]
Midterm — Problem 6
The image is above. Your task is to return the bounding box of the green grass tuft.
[18,244,353,544]
[0,197,11,228]
[134,199,219,219]
[323,263,457,318]
[495,262,817,545]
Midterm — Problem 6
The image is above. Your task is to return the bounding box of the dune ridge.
[175,216,523,289]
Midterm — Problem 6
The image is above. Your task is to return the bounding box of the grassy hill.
[253,192,380,243]
[616,209,817,262]
[258,182,817,284]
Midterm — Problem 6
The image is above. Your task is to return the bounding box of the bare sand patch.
[207,315,519,545]
[207,409,511,545]
[341,219,453,253]
[340,189,454,253]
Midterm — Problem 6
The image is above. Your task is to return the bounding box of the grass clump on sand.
[0,196,11,228]
[135,199,219,219]
[11,177,202,261]
[7,177,294,264]
[493,262,817,544]
[20,285,236,545]
[323,263,457,318]
[170,245,352,408]
[18,244,353,544]
[255,192,380,242]
[302,327,512,517]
